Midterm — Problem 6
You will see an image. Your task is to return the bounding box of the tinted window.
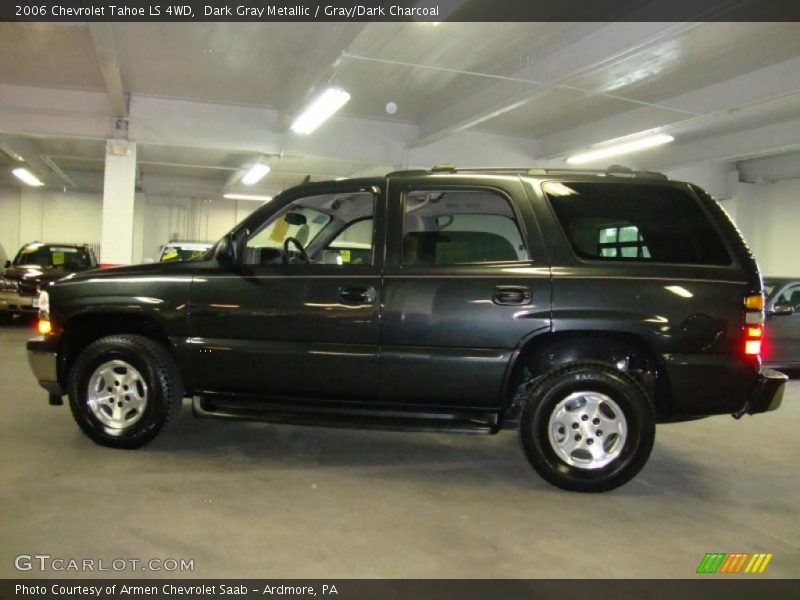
[402,190,528,266]
[544,182,731,265]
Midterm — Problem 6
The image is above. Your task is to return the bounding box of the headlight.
[0,278,18,292]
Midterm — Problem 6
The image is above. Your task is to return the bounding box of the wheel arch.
[57,311,173,390]
[504,329,671,420]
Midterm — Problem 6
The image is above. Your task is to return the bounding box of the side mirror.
[4,260,10,268]
[769,304,795,316]
[219,230,246,264]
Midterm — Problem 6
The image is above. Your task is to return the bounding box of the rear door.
[379,174,551,408]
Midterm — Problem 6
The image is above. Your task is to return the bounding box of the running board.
[192,394,499,434]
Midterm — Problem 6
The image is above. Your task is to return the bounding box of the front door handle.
[339,286,376,305]
[493,285,531,306]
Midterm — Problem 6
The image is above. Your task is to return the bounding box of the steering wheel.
[283,237,310,264]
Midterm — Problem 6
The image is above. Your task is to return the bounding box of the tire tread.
[68,334,183,449]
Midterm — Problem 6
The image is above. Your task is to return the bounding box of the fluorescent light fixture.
[241,161,271,185]
[12,167,44,187]
[223,193,272,202]
[291,87,351,135]
[566,133,674,165]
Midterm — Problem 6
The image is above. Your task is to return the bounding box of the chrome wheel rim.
[547,391,627,470]
[86,360,148,430]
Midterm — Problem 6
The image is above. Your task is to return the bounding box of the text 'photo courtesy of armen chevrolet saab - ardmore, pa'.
[1,0,800,597]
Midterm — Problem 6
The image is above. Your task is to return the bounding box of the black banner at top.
[2,0,800,22]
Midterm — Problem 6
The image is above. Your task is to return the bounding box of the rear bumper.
[26,335,62,396]
[743,367,787,415]
[663,354,787,417]
[0,291,36,313]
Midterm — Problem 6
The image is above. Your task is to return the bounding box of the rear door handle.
[339,286,376,305]
[493,285,531,306]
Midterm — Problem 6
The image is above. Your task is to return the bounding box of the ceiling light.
[291,87,351,135]
[223,193,272,202]
[12,167,44,187]
[241,161,270,185]
[566,134,675,165]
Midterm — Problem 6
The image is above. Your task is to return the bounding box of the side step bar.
[192,394,499,434]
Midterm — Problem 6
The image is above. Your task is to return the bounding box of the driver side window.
[244,191,375,266]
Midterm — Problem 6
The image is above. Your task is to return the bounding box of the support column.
[100,140,136,266]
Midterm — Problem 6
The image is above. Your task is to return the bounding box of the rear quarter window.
[544,181,731,266]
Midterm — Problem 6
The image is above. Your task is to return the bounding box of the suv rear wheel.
[519,362,655,492]
[68,335,183,449]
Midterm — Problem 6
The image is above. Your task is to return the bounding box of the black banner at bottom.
[2,580,800,600]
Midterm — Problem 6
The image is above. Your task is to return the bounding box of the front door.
[379,175,551,408]
[187,182,384,401]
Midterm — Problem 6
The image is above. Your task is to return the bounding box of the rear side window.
[402,189,528,266]
[544,182,731,265]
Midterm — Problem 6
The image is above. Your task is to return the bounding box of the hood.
[60,260,196,284]
[1,264,82,284]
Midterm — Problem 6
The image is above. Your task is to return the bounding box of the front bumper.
[743,367,787,415]
[0,290,36,313]
[26,335,62,396]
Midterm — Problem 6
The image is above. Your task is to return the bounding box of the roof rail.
[387,165,669,180]
[527,165,668,180]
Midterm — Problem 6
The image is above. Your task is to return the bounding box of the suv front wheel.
[68,334,184,449]
[519,362,655,492]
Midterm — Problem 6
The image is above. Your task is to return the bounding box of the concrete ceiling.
[1,20,799,196]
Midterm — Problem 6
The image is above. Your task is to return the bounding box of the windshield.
[247,207,331,250]
[13,245,92,270]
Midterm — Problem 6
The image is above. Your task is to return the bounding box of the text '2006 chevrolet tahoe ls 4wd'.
[27,166,787,492]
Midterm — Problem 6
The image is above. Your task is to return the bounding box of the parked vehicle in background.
[763,277,800,370]
[158,241,213,263]
[26,166,787,492]
[0,242,97,322]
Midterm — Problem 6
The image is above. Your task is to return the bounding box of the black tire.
[68,335,183,449]
[519,361,655,493]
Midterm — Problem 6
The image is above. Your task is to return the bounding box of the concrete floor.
[1,321,798,579]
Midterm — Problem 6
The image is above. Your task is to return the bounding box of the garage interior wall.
[721,176,800,277]
[0,187,259,264]
[1,176,797,274]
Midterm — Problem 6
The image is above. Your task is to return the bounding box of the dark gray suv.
[26,166,787,492]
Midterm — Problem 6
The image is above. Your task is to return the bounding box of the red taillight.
[744,323,763,356]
